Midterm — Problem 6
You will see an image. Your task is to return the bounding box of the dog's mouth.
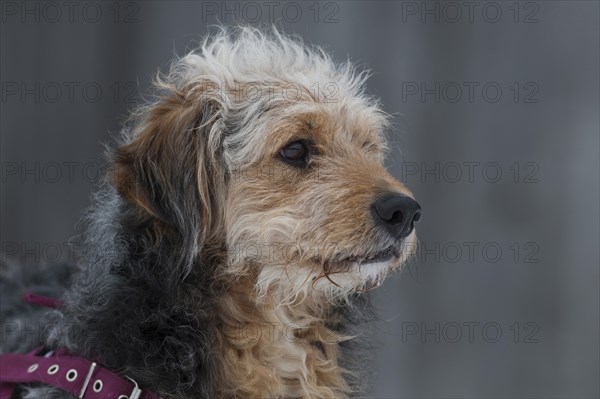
[334,245,401,266]
[311,244,404,272]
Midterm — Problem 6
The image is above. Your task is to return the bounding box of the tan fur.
[218,277,352,398]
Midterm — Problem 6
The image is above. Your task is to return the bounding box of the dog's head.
[114,27,420,301]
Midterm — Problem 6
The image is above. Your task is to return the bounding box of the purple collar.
[0,293,161,399]
[0,348,161,399]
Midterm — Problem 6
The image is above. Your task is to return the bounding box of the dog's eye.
[279,140,311,167]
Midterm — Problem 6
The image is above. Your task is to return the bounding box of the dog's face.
[223,96,420,299]
[115,29,420,300]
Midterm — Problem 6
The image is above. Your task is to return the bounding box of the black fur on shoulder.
[44,181,223,399]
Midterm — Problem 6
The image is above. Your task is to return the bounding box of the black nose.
[372,194,421,239]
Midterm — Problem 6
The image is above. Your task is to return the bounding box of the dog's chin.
[318,234,418,287]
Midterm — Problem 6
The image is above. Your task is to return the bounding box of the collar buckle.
[121,376,142,399]
[78,361,97,399]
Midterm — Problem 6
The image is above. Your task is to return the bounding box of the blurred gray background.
[1,1,598,398]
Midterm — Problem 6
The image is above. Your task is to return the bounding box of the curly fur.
[1,26,418,399]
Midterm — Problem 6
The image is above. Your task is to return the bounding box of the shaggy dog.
[0,27,421,398]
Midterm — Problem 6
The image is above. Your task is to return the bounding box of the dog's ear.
[113,80,225,276]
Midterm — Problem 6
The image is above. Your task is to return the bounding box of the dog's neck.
[217,273,353,398]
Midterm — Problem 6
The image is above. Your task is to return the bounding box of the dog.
[0,27,421,399]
